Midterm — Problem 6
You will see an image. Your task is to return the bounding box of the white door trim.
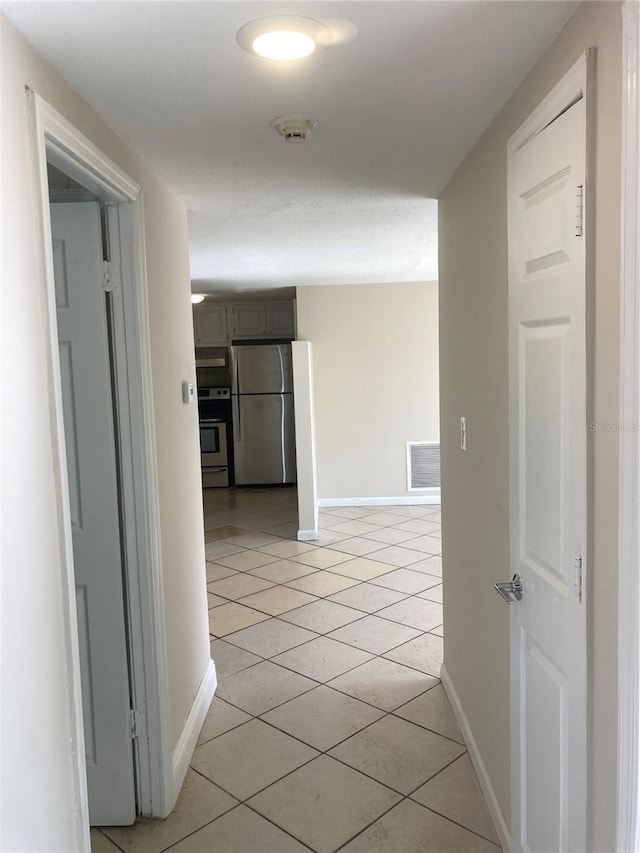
[617,3,640,851]
[28,91,172,835]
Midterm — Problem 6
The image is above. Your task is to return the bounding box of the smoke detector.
[271,116,318,143]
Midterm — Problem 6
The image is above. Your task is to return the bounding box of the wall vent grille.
[407,441,441,491]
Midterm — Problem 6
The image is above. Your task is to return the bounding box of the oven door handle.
[200,418,224,426]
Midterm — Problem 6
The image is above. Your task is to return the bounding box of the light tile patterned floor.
[96,487,500,853]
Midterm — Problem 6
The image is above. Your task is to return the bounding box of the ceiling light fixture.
[253,30,315,61]
[191,294,206,304]
[237,16,331,61]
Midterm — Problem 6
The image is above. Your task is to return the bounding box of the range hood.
[195,346,228,368]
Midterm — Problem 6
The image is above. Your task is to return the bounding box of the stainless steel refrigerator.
[230,344,296,485]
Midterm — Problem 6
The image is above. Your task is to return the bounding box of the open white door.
[52,201,136,825]
[507,89,587,851]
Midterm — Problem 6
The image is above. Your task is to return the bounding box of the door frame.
[617,2,640,850]
[28,91,172,836]
[507,50,591,850]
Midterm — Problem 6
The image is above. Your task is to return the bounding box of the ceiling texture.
[3,0,578,292]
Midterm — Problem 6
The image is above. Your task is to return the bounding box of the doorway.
[31,92,172,836]
[49,177,136,824]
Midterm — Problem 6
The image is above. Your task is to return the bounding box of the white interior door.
[507,97,587,852]
[52,201,136,826]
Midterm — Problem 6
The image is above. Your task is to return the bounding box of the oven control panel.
[198,387,230,400]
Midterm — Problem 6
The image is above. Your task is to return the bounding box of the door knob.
[494,573,524,605]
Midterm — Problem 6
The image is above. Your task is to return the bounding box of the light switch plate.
[182,381,195,404]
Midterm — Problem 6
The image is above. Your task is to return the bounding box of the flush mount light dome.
[253,30,315,61]
[237,16,331,61]
[191,294,206,304]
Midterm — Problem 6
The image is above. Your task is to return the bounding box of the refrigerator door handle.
[231,347,240,396]
[233,395,242,442]
[280,392,287,483]
[277,346,285,394]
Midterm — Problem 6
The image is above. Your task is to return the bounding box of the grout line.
[242,800,317,851]
[332,795,406,853]
[402,751,468,798]
[213,612,443,683]
[194,493,452,851]
[207,520,442,552]
[256,693,385,752]
[192,750,322,810]
[331,792,498,853]
[323,679,441,718]
[211,669,324,715]
[194,699,256,747]
[156,784,240,853]
[95,827,127,853]
[187,717,482,853]
[213,660,441,722]
[211,604,443,682]
[408,796,502,847]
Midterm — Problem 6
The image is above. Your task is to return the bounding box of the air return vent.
[407,441,441,491]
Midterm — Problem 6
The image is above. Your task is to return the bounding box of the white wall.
[0,15,210,849]
[296,282,439,501]
[438,3,622,849]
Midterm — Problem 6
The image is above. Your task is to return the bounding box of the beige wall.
[296,282,439,501]
[438,2,621,849]
[0,15,209,848]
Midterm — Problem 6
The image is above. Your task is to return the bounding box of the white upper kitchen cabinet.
[231,303,267,338]
[194,300,295,345]
[194,303,228,346]
[266,302,295,338]
[231,302,296,339]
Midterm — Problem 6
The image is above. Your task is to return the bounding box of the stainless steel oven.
[199,387,231,487]
[200,417,228,464]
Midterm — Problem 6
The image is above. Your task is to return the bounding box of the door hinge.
[101,260,113,292]
[130,708,147,739]
[575,184,584,237]
[574,555,583,602]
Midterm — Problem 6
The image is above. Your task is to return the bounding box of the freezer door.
[231,344,293,394]
[233,393,296,485]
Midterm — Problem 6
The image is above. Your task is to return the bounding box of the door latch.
[494,573,524,605]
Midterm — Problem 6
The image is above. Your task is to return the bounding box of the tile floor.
[94,487,500,853]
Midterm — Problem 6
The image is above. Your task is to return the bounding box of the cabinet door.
[266,302,295,337]
[231,303,267,338]
[195,304,228,345]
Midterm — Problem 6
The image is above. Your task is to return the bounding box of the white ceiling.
[3,0,578,292]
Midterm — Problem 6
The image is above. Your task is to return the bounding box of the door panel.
[233,394,296,485]
[232,344,293,394]
[521,322,568,580]
[522,632,568,853]
[508,96,586,852]
[51,202,135,825]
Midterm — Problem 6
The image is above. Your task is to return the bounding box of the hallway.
[94,488,499,852]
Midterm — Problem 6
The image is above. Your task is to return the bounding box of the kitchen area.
[193,296,297,491]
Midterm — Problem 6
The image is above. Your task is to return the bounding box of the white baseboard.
[298,529,319,541]
[170,659,217,807]
[318,492,441,507]
[440,665,510,852]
